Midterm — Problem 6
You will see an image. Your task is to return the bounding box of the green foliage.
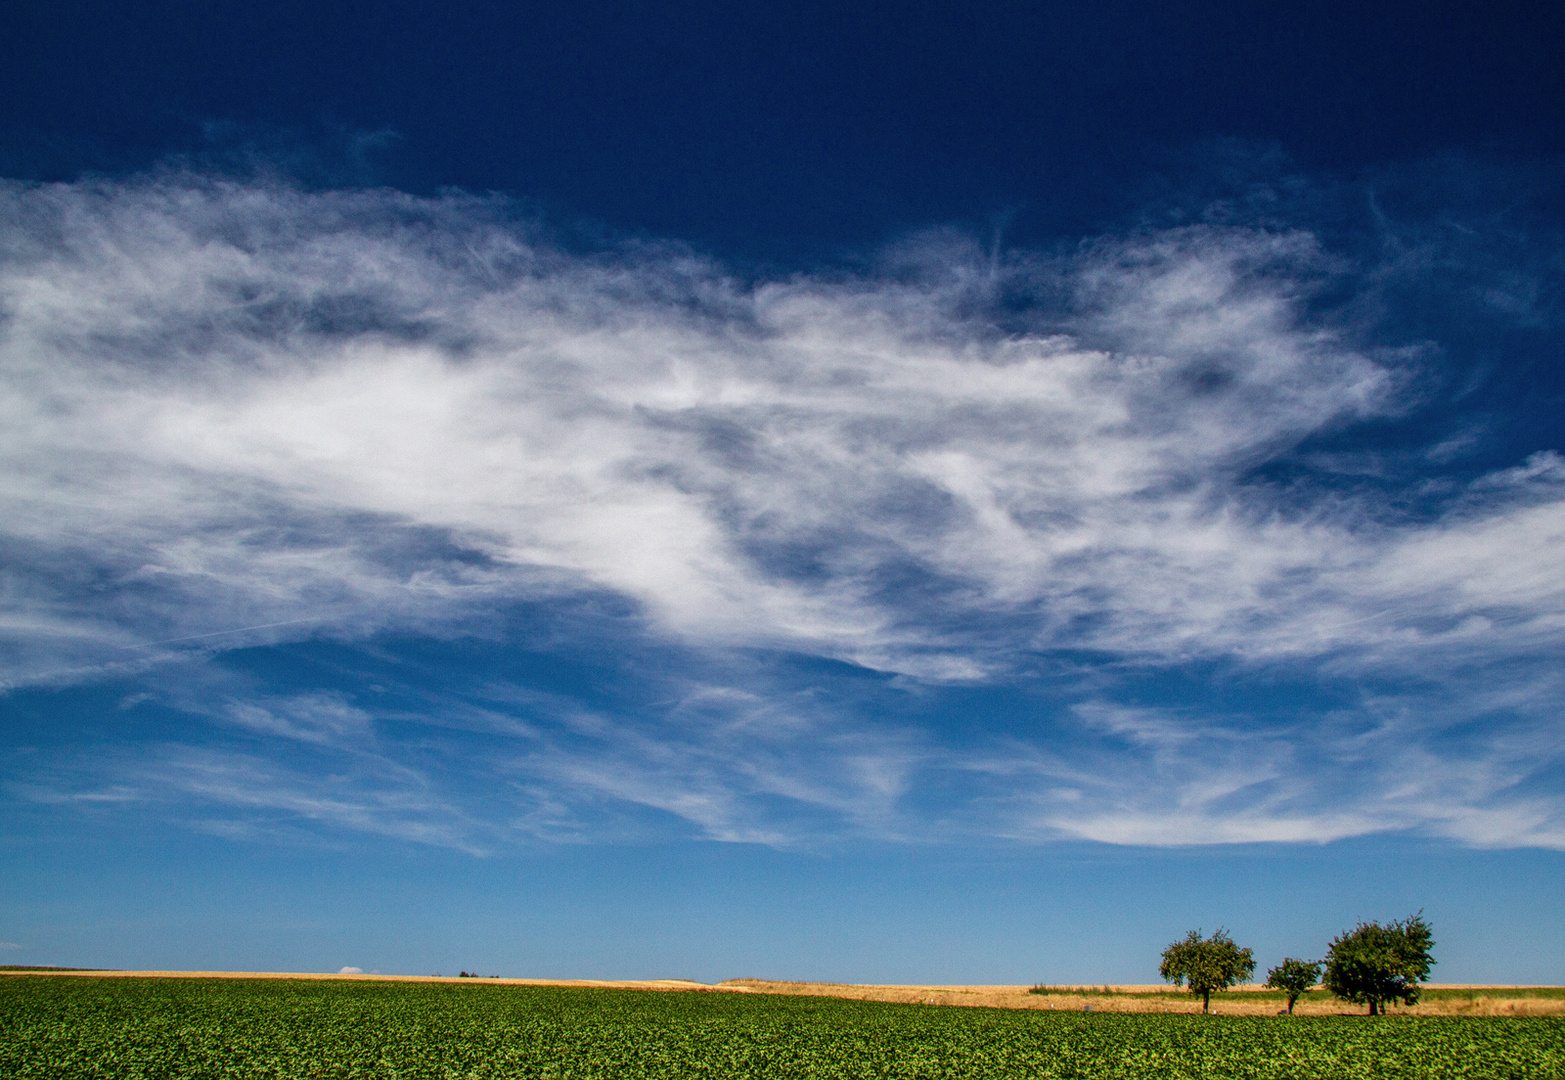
[1264,959,1322,1014]
[1160,928,1256,1012]
[1026,985,1119,997]
[2,975,1562,1079]
[1323,912,1436,1015]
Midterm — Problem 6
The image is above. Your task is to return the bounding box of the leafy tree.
[1160,928,1255,1013]
[1323,912,1435,1015]
[1264,957,1321,1014]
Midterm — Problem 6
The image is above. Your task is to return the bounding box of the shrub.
[1264,958,1321,1014]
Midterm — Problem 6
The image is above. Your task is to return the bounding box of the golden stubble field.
[717,980,1565,1016]
[7,971,1562,1016]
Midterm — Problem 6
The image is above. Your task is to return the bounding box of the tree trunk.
[1369,1000,1379,1016]
[1203,990,1210,1014]
[1287,995,1296,1015]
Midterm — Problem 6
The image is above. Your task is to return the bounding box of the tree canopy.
[1264,957,1321,1014]
[1322,912,1435,1015]
[1159,928,1255,1013]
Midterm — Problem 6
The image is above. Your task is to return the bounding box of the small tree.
[1323,912,1435,1015]
[1264,957,1321,1014]
[1160,928,1255,1013]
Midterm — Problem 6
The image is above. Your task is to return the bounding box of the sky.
[2,0,1564,984]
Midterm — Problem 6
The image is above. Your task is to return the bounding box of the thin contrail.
[125,618,319,649]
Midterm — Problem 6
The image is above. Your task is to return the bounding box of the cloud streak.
[2,172,1563,849]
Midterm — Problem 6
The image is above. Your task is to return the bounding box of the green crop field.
[2,975,1561,1079]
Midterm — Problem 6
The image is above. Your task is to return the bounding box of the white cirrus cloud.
[2,173,1564,850]
[3,175,1558,682]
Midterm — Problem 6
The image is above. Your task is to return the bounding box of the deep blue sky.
[7,0,1563,254]
[2,0,1564,982]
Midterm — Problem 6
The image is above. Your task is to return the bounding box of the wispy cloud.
[965,692,1565,849]
[225,692,374,746]
[13,736,489,854]
[2,171,1562,849]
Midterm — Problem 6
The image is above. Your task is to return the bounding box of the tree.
[1322,912,1435,1015]
[1264,957,1321,1014]
[1160,928,1255,1013]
